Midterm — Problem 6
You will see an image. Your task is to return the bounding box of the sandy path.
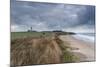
[59,35,95,62]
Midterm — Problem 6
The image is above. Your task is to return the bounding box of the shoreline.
[59,35,95,62]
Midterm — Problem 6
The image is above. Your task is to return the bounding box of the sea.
[72,33,95,43]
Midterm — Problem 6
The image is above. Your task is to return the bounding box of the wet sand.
[59,35,95,62]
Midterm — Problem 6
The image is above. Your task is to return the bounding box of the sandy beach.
[59,35,95,62]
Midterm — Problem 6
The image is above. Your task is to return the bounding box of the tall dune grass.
[11,35,78,66]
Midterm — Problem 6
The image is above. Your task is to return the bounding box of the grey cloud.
[11,1,95,33]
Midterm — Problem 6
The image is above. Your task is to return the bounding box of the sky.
[11,0,95,33]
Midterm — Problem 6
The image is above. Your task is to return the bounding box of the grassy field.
[11,32,53,40]
[11,31,75,40]
[11,32,78,66]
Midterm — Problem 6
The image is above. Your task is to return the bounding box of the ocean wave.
[72,34,95,43]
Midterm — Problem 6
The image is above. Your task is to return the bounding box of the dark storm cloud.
[11,0,95,32]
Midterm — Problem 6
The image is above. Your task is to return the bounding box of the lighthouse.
[30,27,32,31]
